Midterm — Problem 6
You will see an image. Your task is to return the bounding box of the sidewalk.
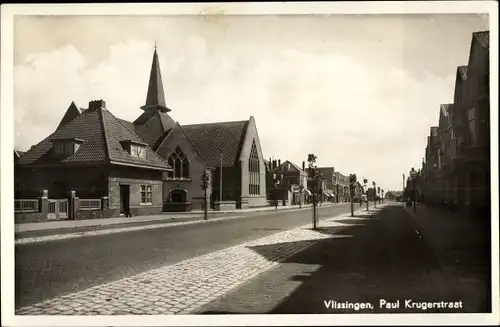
[404,203,492,312]
[193,204,490,314]
[16,202,332,234]
[15,203,344,245]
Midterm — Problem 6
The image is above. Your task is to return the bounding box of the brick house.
[15,47,269,219]
[15,100,172,219]
[318,167,336,202]
[270,159,310,205]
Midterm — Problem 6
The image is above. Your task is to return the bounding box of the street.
[15,202,491,315]
[15,203,352,309]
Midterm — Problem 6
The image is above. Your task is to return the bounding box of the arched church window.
[248,141,260,195]
[167,146,190,179]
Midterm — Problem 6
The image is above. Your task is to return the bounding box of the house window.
[140,185,153,204]
[166,146,189,179]
[468,108,476,145]
[130,144,146,159]
[53,141,81,157]
[248,141,260,195]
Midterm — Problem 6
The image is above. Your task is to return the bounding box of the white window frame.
[140,185,153,204]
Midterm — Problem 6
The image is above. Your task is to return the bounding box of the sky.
[13,14,489,191]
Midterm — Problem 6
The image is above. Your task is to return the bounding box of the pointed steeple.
[141,45,171,112]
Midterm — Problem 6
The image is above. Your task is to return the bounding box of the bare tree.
[200,170,210,220]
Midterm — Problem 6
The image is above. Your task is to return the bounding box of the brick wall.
[108,166,164,216]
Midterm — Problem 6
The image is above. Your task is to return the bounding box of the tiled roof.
[17,105,170,170]
[274,160,303,173]
[473,30,489,48]
[117,118,135,132]
[102,109,170,169]
[182,120,249,168]
[458,66,468,80]
[57,102,82,130]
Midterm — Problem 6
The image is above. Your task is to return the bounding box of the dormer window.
[52,138,84,157]
[121,140,147,159]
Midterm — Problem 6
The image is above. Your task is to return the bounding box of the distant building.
[421,30,490,216]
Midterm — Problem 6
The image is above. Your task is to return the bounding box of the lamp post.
[410,167,417,213]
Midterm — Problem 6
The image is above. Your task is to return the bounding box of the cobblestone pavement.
[16,204,352,309]
[16,205,375,315]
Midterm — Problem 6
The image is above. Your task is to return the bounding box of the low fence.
[14,199,39,213]
[14,189,110,224]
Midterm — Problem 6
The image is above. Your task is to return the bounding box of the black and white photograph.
[1,2,498,326]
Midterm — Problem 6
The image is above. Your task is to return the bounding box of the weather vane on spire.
[154,40,157,50]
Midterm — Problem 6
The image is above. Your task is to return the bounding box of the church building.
[15,47,268,217]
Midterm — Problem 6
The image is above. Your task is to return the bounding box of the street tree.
[377,186,381,205]
[307,153,320,229]
[349,173,357,217]
[200,170,210,220]
[372,181,377,208]
[363,178,369,211]
[381,189,385,204]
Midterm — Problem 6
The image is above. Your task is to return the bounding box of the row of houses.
[13,46,365,224]
[406,30,490,217]
[263,159,360,206]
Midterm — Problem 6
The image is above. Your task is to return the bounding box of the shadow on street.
[198,205,491,314]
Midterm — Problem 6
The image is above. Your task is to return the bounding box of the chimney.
[278,159,281,167]
[89,99,106,111]
[272,160,277,170]
[302,161,305,171]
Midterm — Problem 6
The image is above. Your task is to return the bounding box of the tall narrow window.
[248,141,260,195]
[167,146,190,179]
[140,185,153,204]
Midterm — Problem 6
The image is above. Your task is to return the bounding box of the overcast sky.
[13,14,489,191]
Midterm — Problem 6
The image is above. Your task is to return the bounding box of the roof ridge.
[98,108,112,163]
[183,119,249,127]
[102,108,171,167]
[235,120,250,165]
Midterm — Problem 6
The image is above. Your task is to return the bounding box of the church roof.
[133,110,176,150]
[182,120,250,168]
[17,101,171,170]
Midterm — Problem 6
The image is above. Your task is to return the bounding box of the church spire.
[141,44,170,112]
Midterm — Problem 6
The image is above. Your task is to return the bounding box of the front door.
[120,185,130,215]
